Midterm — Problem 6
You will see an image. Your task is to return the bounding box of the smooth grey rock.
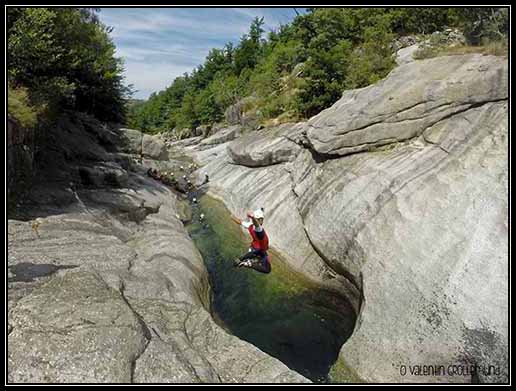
[142,134,168,160]
[395,43,420,65]
[326,101,508,383]
[8,270,147,383]
[306,54,508,157]
[168,136,203,149]
[120,128,144,155]
[228,123,303,167]
[200,125,241,146]
[184,54,508,383]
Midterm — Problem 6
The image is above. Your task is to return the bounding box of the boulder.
[195,124,212,138]
[392,35,419,52]
[228,123,303,167]
[119,128,144,155]
[77,162,129,188]
[142,134,168,160]
[200,125,242,146]
[224,102,244,125]
[396,43,420,65]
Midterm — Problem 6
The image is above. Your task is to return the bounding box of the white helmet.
[253,208,265,219]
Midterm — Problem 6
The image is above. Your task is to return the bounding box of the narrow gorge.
[8,52,508,384]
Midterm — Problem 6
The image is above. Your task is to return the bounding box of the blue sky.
[98,7,305,100]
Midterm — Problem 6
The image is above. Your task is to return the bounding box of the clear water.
[186,195,356,383]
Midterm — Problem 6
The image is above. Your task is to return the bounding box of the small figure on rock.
[30,218,42,238]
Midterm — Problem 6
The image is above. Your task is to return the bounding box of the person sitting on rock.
[231,208,271,274]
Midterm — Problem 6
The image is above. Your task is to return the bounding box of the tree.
[234,17,265,75]
[453,8,509,44]
[8,7,128,122]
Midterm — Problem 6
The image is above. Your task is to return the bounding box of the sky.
[97,7,305,100]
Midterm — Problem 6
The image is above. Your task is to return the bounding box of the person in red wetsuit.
[231,208,271,274]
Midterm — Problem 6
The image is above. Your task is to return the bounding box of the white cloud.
[123,61,193,99]
[97,8,301,100]
[115,44,204,64]
[101,8,250,39]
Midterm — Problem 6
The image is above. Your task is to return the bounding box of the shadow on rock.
[8,262,78,283]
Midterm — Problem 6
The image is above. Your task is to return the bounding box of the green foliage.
[7,7,129,123]
[211,72,240,109]
[127,7,508,138]
[234,17,265,75]
[387,8,457,35]
[344,23,396,90]
[453,8,509,45]
[8,86,39,128]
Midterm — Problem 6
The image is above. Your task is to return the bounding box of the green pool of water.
[186,195,356,382]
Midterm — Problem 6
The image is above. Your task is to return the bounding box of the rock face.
[395,43,420,65]
[119,128,168,160]
[200,125,242,146]
[224,101,244,125]
[227,123,303,167]
[307,55,507,157]
[7,115,309,383]
[7,118,34,207]
[187,54,508,383]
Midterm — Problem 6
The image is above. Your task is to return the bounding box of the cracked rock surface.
[186,54,508,383]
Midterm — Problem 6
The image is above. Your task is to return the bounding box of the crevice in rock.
[301,224,363,313]
[301,98,507,164]
[119,280,152,383]
[421,133,451,154]
[179,307,222,383]
[241,357,270,381]
[285,167,363,314]
[127,252,138,274]
[226,159,286,169]
[150,327,206,383]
